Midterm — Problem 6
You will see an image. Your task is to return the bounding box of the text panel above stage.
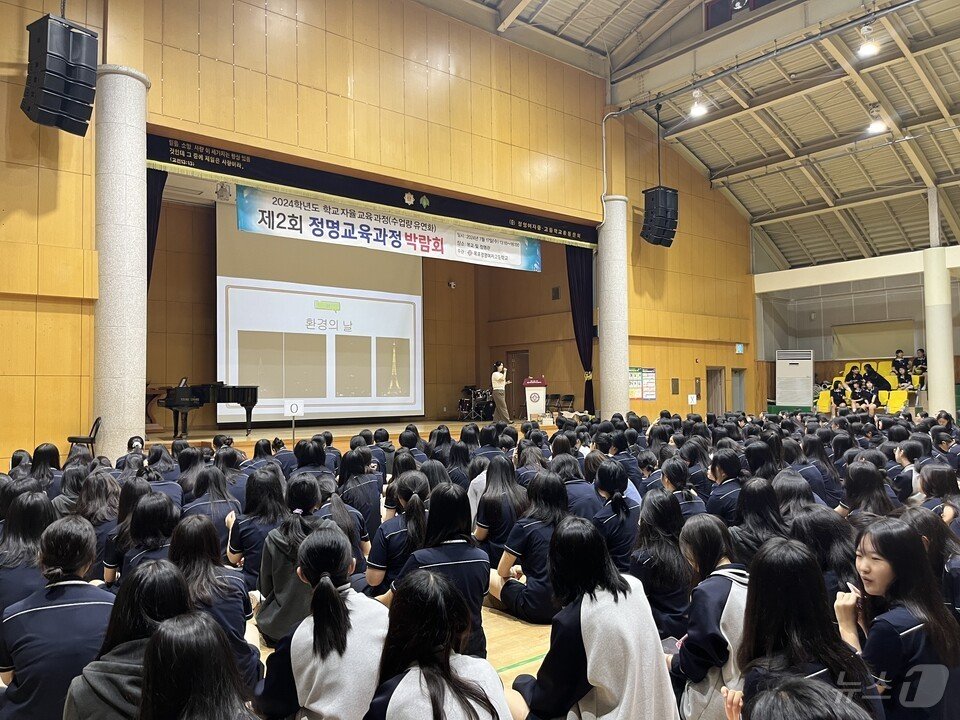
[236,185,542,272]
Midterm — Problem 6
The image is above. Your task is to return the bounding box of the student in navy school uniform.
[590,460,641,573]
[399,429,429,466]
[101,479,152,587]
[731,538,883,717]
[316,475,370,583]
[836,461,897,521]
[514,444,547,488]
[62,559,192,720]
[226,467,289,592]
[139,612,258,720]
[0,516,116,720]
[446,441,473,491]
[146,444,180,486]
[382,483,490,658]
[215,447,249,507]
[256,522,390,720]
[661,457,707,520]
[382,453,419,521]
[173,446,204,504]
[105,492,180,589]
[419,460,453,493]
[836,518,960,720]
[473,425,505,463]
[475,455,529,568]
[789,505,858,607]
[930,428,959,470]
[800,434,845,507]
[668,514,749,720]
[357,430,388,485]
[0,492,56,618]
[337,447,383,539]
[141,465,183,507]
[891,439,924,502]
[366,471,429,597]
[182,466,242,555]
[28,442,63,500]
[488,470,566,625]
[291,439,335,483]
[51,465,85,517]
[609,431,643,492]
[316,432,342,473]
[170,515,263,688]
[899,507,960,624]
[75,469,120,580]
[629,487,691,640]
[706,448,744,526]
[269,437,298,479]
[508,516,679,720]
[636,450,661,497]
[113,436,145,472]
[552,453,603,520]
[584,449,642,505]
[367,571,511,720]
[729,478,788,567]
[679,439,713,500]
[914,463,960,527]
[240,439,274,474]
[782,438,833,504]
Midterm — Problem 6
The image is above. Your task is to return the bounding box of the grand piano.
[159,379,258,438]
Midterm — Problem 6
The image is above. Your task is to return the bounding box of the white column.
[597,195,630,418]
[94,65,151,461]
[929,187,941,248]
[923,246,955,417]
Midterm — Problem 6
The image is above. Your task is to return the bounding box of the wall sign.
[629,367,656,400]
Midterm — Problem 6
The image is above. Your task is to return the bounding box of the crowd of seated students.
[826,349,928,417]
[3,408,960,719]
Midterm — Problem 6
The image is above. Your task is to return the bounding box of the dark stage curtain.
[146,169,168,287]
[565,244,595,414]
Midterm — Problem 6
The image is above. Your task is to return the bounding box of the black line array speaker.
[20,15,98,137]
[640,185,679,248]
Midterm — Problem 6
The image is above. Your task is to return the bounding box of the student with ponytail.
[366,471,430,596]
[316,475,370,578]
[660,457,707,519]
[591,459,641,572]
[255,522,390,719]
[366,570,510,720]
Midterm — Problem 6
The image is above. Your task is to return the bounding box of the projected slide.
[216,277,423,422]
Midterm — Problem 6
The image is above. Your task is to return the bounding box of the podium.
[522,376,547,421]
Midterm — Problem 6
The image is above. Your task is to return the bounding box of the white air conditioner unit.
[775,350,814,408]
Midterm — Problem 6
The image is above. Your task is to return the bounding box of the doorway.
[706,367,726,416]
[732,369,746,413]
[505,350,530,420]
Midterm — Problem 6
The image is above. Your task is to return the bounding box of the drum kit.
[458,386,494,421]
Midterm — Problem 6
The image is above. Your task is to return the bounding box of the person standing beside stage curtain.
[492,362,511,424]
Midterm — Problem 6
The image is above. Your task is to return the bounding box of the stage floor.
[149,418,531,454]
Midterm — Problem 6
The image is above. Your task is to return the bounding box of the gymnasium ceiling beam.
[496,0,537,32]
[608,0,702,71]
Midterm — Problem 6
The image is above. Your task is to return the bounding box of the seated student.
[830,380,848,415]
[895,366,915,390]
[509,516,678,720]
[52,465,85,518]
[782,438,831,503]
[0,492,56,618]
[366,471,429,597]
[912,348,927,387]
[636,450,662,497]
[240,439,277,475]
[514,444,547,488]
[446,441,472,491]
[139,612,257,720]
[337,448,383,539]
[398,429,429,466]
[316,475,369,580]
[844,365,863,391]
[466,455,490,520]
[860,379,882,418]
[862,364,891,393]
[914,463,960,530]
[419,460,452,492]
[836,518,960,720]
[475,456,529,568]
[931,427,960,470]
[182,466,242,555]
[679,439,713,500]
[226,468,289,592]
[473,425,505,463]
[488,471,566,625]
[800,435,845,507]
[374,428,396,476]
[255,524,389,719]
[789,505,858,606]
[730,675,878,720]
[734,538,882,716]
[215,447,249,506]
[257,477,325,647]
[668,514,749,720]
[729,478,788,567]
[899,507,960,621]
[146,444,180,486]
[609,431,642,491]
[892,439,924,502]
[368,571,511,720]
[105,492,180,588]
[706,448,743,526]
[551,453,603,520]
[63,559,192,720]
[384,484,490,658]
[661,457,707,519]
[141,465,182,508]
[269,438,298,479]
[173,447,204,504]
[28,442,63,500]
[382,452,419,521]
[355,430,388,484]
[0,516,116,719]
[892,348,911,375]
[75,469,121,580]
[590,460,641,572]
[114,437,145,472]
[629,488,691,640]
[101,479,151,585]
[848,381,868,413]
[170,515,262,689]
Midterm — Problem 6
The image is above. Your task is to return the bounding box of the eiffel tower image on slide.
[385,341,404,396]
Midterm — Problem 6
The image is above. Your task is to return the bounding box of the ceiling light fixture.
[690,88,708,118]
[867,104,886,134]
[857,23,879,58]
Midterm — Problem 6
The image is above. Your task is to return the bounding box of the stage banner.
[236,185,542,272]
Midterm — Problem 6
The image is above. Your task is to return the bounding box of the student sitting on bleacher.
[843,366,862,392]
[892,349,911,375]
[829,381,847,416]
[862,365,890,393]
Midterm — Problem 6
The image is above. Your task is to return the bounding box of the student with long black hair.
[551,453,602,519]
[899,507,960,622]
[255,523,390,719]
[661,456,706,519]
[226,467,289,592]
[102,479,152,586]
[385,483,490,658]
[0,492,56,617]
[789,504,858,605]
[590,459,640,572]
[241,439,276,475]
[836,461,895,518]
[447,441,472,491]
[629,487,690,640]
[836,517,960,720]
[475,455,529,567]
[141,464,183,507]
[170,515,262,688]
[730,477,788,566]
[52,465,85,518]
[745,441,781,482]
[707,448,744,526]
[801,434,844,506]
[679,439,712,499]
[182,466,242,554]
[733,538,881,715]
[105,492,180,588]
[508,516,678,720]
[515,444,547,488]
[256,475,324,646]
[338,447,383,538]
[317,475,369,578]
[367,570,510,720]
[63,560,192,720]
[214,447,249,506]
[488,470,566,624]
[419,459,452,492]
[29,442,63,499]
[146,444,180,485]
[915,463,960,527]
[366,471,429,596]
[176,446,204,503]
[139,612,257,720]
[670,513,749,720]
[0,516,116,719]
[75,469,120,580]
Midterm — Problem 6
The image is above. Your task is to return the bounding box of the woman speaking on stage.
[492,362,511,423]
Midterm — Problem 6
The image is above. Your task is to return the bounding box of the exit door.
[706,367,726,416]
[732,369,746,413]
[506,350,529,420]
